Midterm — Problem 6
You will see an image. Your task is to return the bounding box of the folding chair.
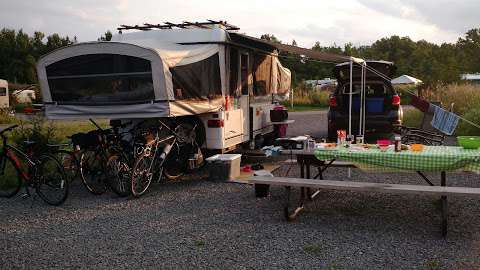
[396,102,454,146]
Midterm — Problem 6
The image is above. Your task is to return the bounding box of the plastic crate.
[206,154,241,181]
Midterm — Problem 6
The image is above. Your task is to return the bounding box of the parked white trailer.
[36,23,291,152]
[13,89,36,103]
[0,79,9,108]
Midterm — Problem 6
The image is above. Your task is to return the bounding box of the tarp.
[391,75,423,85]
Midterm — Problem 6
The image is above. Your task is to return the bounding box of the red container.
[377,139,391,146]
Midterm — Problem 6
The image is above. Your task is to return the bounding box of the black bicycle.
[0,125,69,205]
[130,120,200,197]
[79,119,133,197]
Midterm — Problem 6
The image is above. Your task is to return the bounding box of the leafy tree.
[0,28,73,84]
[98,30,113,41]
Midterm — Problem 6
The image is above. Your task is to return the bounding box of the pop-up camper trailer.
[36,21,348,151]
[36,21,292,151]
[0,79,9,109]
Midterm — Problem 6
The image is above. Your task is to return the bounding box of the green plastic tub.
[457,136,480,149]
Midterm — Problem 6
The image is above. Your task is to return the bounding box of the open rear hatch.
[334,60,396,83]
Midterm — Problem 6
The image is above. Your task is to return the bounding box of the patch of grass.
[194,240,205,247]
[282,86,331,111]
[423,83,480,116]
[52,119,109,143]
[424,259,441,269]
[325,260,343,270]
[0,110,20,125]
[402,109,424,128]
[303,243,324,254]
[456,107,480,136]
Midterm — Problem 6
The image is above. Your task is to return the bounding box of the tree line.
[0,29,112,85]
[0,27,479,86]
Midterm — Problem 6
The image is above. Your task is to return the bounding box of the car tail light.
[207,119,224,128]
[329,96,337,107]
[392,95,400,106]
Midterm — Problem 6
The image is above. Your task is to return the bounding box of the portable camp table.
[266,146,480,236]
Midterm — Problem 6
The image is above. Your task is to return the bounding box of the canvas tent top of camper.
[36,21,359,120]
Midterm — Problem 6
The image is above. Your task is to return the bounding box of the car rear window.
[341,83,390,96]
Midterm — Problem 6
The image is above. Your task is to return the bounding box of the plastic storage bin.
[366,97,384,113]
[351,97,384,113]
[206,154,241,181]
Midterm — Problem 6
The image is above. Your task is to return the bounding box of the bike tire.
[0,156,22,198]
[163,144,187,180]
[106,154,131,197]
[130,154,154,197]
[79,149,108,195]
[35,154,69,206]
[52,149,79,182]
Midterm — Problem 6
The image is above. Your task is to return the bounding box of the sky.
[0,0,478,48]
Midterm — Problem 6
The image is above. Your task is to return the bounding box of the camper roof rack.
[117,20,240,33]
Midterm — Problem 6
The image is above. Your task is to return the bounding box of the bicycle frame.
[0,136,37,182]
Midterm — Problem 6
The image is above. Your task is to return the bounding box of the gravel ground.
[1,168,480,269]
[1,110,479,269]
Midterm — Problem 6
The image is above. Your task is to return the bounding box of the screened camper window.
[240,54,249,95]
[0,88,6,96]
[229,48,239,96]
[170,53,221,100]
[46,54,154,104]
[253,54,273,97]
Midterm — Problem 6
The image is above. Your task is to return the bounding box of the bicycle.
[0,125,69,206]
[79,119,134,197]
[49,138,81,182]
[130,120,200,197]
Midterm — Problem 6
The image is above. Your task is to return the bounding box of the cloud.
[0,0,472,46]
[358,0,479,34]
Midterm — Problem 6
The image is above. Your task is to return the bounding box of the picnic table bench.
[250,145,480,236]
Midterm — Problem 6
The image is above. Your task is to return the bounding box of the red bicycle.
[0,125,69,206]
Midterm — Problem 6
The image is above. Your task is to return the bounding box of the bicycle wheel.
[79,149,107,195]
[0,156,22,198]
[53,150,79,182]
[130,154,154,197]
[36,154,69,206]
[163,144,187,180]
[106,154,131,197]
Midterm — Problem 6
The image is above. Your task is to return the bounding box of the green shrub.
[12,115,59,154]
[310,90,330,106]
[402,109,424,128]
[456,107,480,136]
[0,109,18,125]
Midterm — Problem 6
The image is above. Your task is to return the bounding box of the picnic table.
[251,145,480,236]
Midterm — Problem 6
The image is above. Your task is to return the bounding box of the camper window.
[46,54,155,104]
[229,48,239,96]
[253,54,273,97]
[0,88,6,96]
[240,53,249,95]
[170,53,221,100]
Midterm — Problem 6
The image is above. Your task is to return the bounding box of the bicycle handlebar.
[0,124,19,136]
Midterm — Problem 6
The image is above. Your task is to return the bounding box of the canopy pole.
[362,62,367,136]
[348,60,353,136]
[359,62,364,136]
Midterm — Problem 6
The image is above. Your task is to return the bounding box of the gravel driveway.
[1,110,479,269]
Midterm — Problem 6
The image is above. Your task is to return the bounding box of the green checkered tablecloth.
[314,146,480,172]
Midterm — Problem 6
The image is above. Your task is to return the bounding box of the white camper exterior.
[36,25,291,151]
[12,89,36,103]
[0,79,9,108]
